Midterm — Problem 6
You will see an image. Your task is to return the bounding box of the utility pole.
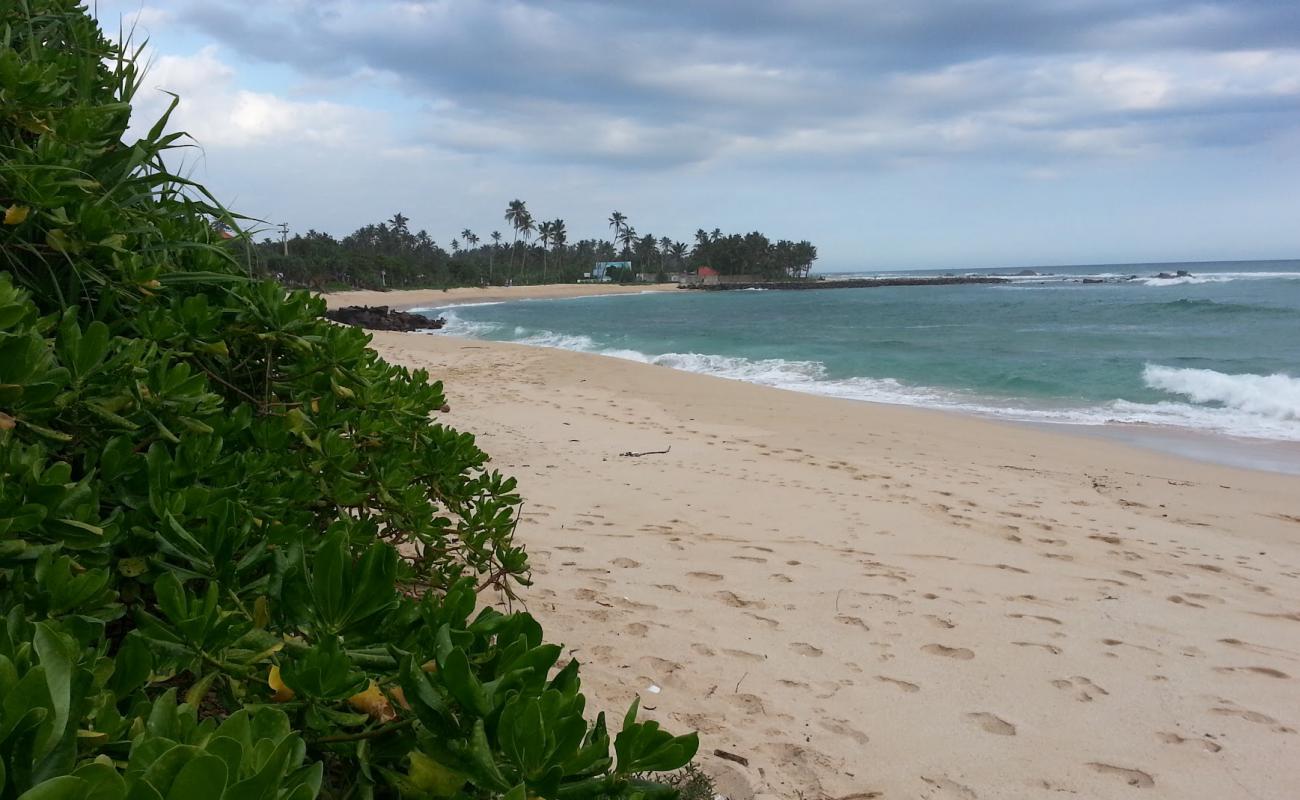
[277,222,290,257]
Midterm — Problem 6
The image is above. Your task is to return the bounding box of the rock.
[1082,278,1104,284]
[1015,269,1039,276]
[324,305,443,332]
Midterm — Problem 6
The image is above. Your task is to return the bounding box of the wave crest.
[1143,365,1300,421]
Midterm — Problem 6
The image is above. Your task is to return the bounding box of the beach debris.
[713,749,750,768]
[647,683,662,694]
[324,305,444,331]
[619,446,672,457]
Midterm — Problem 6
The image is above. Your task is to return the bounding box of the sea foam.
[1143,365,1300,421]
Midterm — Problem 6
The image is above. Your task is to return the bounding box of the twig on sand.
[619,446,671,457]
[713,749,750,767]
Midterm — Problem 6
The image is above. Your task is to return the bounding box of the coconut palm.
[537,220,555,281]
[517,210,536,279]
[489,230,502,280]
[617,225,637,258]
[671,240,688,269]
[551,219,567,279]
[608,211,626,252]
[659,236,672,273]
[504,199,527,276]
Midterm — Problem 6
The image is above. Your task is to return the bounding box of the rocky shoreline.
[324,305,443,331]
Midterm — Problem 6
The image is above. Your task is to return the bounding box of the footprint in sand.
[1008,613,1062,625]
[728,693,766,715]
[819,718,869,745]
[876,676,920,693]
[714,590,761,608]
[919,776,978,799]
[1209,705,1295,732]
[1157,732,1222,753]
[791,642,823,657]
[1213,666,1290,679]
[965,712,1016,736]
[687,571,723,581]
[611,557,640,568]
[1051,676,1109,702]
[1087,763,1154,788]
[836,615,870,631]
[1013,641,1062,655]
[922,644,975,660]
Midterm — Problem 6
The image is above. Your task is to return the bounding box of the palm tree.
[504,199,527,277]
[659,236,672,273]
[489,231,502,280]
[537,220,555,281]
[551,219,567,280]
[517,211,536,280]
[608,211,626,253]
[671,240,688,269]
[617,225,637,258]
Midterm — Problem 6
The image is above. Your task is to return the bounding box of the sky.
[100,0,1300,272]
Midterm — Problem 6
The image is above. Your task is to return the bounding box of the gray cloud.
[151,1,1300,169]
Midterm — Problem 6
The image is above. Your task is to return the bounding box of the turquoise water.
[421,260,1300,448]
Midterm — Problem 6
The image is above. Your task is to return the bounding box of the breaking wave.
[1143,365,1300,422]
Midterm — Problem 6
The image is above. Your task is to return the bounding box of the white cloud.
[128,46,381,149]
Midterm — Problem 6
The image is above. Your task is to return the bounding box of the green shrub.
[0,2,696,798]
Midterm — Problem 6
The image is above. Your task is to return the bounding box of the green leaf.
[71,761,127,800]
[17,776,89,800]
[164,754,227,800]
[32,623,76,758]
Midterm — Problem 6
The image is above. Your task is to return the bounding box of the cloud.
[127,45,384,149]
[132,0,1300,171]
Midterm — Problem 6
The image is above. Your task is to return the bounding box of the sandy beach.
[370,330,1300,800]
[321,283,678,311]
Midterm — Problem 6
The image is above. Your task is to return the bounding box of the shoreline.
[319,282,678,311]
[424,320,1300,477]
[369,330,1299,799]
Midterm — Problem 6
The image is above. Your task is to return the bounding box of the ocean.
[417,260,1300,472]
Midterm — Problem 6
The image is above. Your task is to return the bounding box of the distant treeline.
[247,204,817,289]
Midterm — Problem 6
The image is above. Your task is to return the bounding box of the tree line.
[249,201,817,289]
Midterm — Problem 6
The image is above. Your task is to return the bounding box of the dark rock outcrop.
[325,305,443,332]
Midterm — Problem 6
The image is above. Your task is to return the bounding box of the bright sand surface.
[321,283,678,310]
[369,330,1300,800]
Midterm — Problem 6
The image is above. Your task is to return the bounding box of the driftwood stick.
[619,446,671,458]
[713,749,749,767]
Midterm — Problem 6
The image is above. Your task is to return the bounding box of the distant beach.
[322,282,677,311]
